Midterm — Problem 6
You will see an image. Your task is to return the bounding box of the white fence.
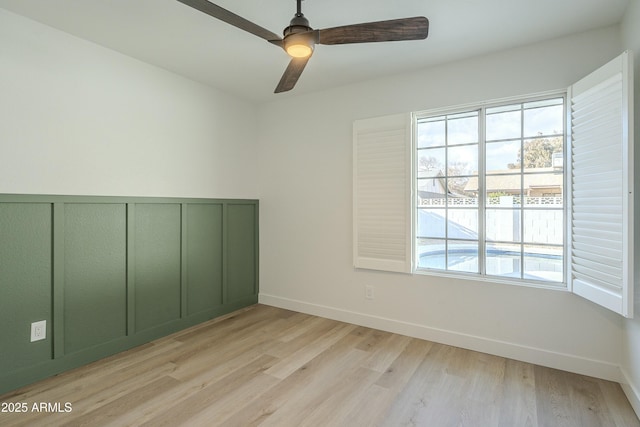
[419,196,563,245]
[420,196,563,207]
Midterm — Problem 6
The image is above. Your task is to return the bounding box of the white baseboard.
[621,368,640,420]
[259,293,622,383]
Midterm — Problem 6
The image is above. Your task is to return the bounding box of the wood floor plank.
[459,352,506,425]
[0,304,638,427]
[222,330,374,426]
[380,342,455,424]
[599,379,640,427]
[297,366,382,427]
[138,355,279,427]
[361,332,413,374]
[168,322,276,381]
[264,312,318,345]
[62,375,181,427]
[0,345,183,427]
[264,322,357,379]
[374,338,433,391]
[256,349,371,427]
[264,315,340,359]
[340,383,394,426]
[355,328,393,352]
[534,365,627,427]
[498,359,538,427]
[397,345,472,426]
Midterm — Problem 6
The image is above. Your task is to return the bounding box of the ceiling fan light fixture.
[283,32,315,58]
[285,43,313,58]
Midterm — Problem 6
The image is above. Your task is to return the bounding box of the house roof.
[418,170,444,179]
[464,168,563,193]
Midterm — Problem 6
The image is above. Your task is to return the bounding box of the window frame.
[412,91,569,290]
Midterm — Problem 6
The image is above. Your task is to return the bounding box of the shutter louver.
[353,114,412,273]
[570,51,634,318]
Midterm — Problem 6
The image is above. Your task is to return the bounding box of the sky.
[416,97,564,176]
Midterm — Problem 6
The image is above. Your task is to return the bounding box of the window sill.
[413,267,568,292]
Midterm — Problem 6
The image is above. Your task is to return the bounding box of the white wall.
[258,25,628,381]
[0,9,258,199]
[621,0,640,416]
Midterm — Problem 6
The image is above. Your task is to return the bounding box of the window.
[415,97,565,284]
[353,51,633,317]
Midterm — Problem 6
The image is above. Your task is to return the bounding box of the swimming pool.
[417,243,563,282]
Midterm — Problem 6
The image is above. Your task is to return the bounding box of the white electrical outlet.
[365,285,375,300]
[31,320,46,342]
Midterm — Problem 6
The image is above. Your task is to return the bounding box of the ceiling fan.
[176,0,429,93]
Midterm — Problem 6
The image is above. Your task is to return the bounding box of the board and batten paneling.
[63,203,128,354]
[186,203,224,315]
[227,203,258,302]
[0,195,258,395]
[134,203,182,332]
[0,203,52,373]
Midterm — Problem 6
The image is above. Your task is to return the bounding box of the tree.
[508,135,562,169]
[447,161,471,195]
[418,156,442,172]
[417,156,471,195]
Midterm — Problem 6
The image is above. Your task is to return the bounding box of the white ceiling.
[0,0,631,102]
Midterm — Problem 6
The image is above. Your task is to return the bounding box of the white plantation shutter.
[353,114,412,273]
[570,51,634,318]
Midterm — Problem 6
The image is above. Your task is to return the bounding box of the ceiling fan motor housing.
[283,13,312,38]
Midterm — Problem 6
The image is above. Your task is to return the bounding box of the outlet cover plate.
[31,320,46,342]
[365,285,374,300]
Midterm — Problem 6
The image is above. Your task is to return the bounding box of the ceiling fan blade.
[275,56,311,93]
[316,16,429,45]
[177,0,282,44]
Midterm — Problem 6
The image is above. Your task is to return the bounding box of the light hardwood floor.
[1,304,638,426]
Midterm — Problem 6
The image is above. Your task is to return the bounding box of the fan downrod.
[284,0,311,36]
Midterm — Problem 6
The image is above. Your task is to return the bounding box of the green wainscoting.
[134,204,182,333]
[0,195,258,395]
[186,204,224,315]
[227,203,258,302]
[64,203,128,354]
[0,203,52,374]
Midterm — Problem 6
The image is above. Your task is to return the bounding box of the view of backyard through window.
[416,97,565,283]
